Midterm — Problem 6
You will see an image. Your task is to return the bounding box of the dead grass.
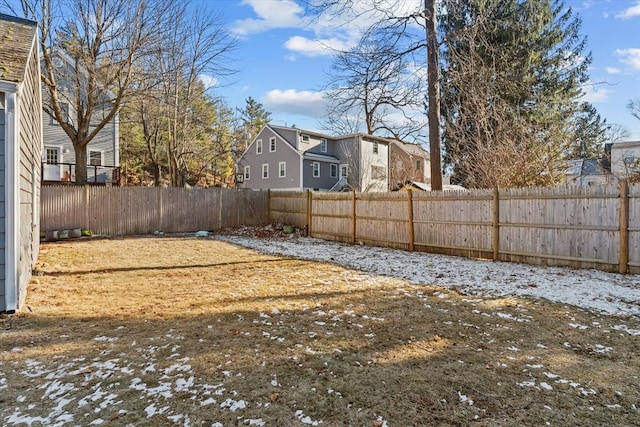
[1,236,639,426]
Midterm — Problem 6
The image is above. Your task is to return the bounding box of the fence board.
[41,186,269,236]
[41,183,640,275]
[269,191,307,227]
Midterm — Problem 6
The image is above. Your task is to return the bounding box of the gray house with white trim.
[0,14,43,313]
[237,125,398,192]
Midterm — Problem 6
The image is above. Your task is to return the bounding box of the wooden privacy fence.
[41,186,269,236]
[41,183,639,274]
[270,182,640,274]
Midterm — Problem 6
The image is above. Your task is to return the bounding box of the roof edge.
[0,13,37,26]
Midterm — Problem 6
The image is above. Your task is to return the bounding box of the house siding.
[302,159,339,190]
[335,137,360,190]
[0,15,42,313]
[42,105,118,182]
[271,126,300,149]
[389,142,430,190]
[17,36,42,310]
[360,137,389,192]
[238,126,302,190]
[610,141,640,179]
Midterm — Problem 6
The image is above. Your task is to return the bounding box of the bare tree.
[123,1,237,187]
[307,1,442,188]
[17,0,162,184]
[628,98,640,122]
[606,124,630,143]
[158,4,236,186]
[323,27,426,142]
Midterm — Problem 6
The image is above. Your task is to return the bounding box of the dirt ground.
[1,235,639,426]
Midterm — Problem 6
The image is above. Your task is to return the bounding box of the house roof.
[401,181,466,192]
[269,124,407,146]
[303,152,340,163]
[391,140,429,158]
[566,159,607,176]
[270,124,332,141]
[0,14,37,84]
[610,140,640,149]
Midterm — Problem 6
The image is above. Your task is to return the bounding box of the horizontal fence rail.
[41,182,639,274]
[269,182,639,274]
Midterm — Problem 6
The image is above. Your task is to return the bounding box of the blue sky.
[210,0,640,140]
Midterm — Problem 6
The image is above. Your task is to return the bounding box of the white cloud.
[284,36,351,57]
[581,81,613,103]
[261,89,327,118]
[199,74,219,90]
[616,1,640,19]
[616,48,640,70]
[233,0,306,36]
[606,67,621,74]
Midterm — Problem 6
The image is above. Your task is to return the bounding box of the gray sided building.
[0,14,43,313]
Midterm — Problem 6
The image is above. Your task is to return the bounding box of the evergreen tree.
[440,0,603,188]
[237,97,271,149]
[566,102,608,160]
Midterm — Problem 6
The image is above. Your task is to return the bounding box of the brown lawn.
[0,236,639,426]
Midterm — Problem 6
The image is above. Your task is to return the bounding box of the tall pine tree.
[440,0,604,188]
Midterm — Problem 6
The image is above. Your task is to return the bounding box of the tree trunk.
[153,163,161,186]
[74,143,88,185]
[426,0,443,191]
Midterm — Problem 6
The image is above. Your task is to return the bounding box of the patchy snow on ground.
[216,235,640,319]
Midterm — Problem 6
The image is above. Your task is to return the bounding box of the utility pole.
[425,0,442,191]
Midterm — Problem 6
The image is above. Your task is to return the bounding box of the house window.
[262,163,269,179]
[416,160,421,170]
[279,161,286,178]
[256,139,263,154]
[89,150,102,166]
[301,134,310,143]
[373,142,379,154]
[330,163,338,178]
[270,137,276,152]
[340,164,348,178]
[244,165,250,180]
[312,162,320,178]
[320,138,328,153]
[46,147,59,164]
[371,165,386,180]
[624,155,635,165]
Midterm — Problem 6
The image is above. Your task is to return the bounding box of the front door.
[43,146,62,181]
[339,164,348,180]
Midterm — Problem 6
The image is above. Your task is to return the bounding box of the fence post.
[217,187,224,229]
[492,187,500,261]
[407,190,415,251]
[266,189,271,224]
[351,190,357,244]
[158,186,164,232]
[306,190,313,236]
[619,179,629,274]
[84,185,89,230]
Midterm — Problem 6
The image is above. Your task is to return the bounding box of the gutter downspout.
[298,130,304,190]
[4,88,19,312]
